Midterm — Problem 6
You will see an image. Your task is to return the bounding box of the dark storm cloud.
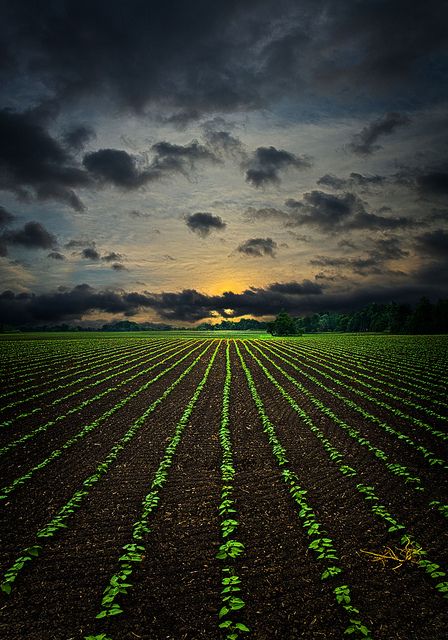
[1,2,446,119]
[311,237,409,277]
[203,130,245,159]
[4,276,447,325]
[348,112,411,155]
[415,229,448,257]
[0,205,15,227]
[0,109,89,211]
[317,173,386,190]
[416,172,448,196]
[82,141,219,190]
[283,191,415,232]
[267,280,322,295]
[245,197,411,232]
[81,246,100,260]
[112,263,127,271]
[102,252,123,262]
[237,237,277,257]
[316,174,347,190]
[150,141,219,176]
[47,251,65,260]
[185,212,226,238]
[245,146,313,188]
[83,149,154,189]
[2,221,57,250]
[62,125,96,152]
[64,239,94,249]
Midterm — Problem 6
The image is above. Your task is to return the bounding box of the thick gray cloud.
[415,229,448,257]
[417,171,448,196]
[1,2,445,118]
[2,274,447,326]
[185,212,226,238]
[47,251,65,260]
[348,112,411,155]
[83,149,153,189]
[237,237,277,257]
[285,191,415,232]
[81,246,101,260]
[102,251,123,262]
[2,221,57,250]
[0,205,15,227]
[311,237,409,277]
[83,141,219,190]
[245,146,312,188]
[0,109,89,210]
[62,125,96,152]
[203,129,245,159]
[246,193,416,232]
[151,141,219,176]
[267,280,322,295]
[317,173,386,190]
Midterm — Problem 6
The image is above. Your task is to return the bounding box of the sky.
[0,0,447,326]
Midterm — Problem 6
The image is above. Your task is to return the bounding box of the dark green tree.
[267,311,298,336]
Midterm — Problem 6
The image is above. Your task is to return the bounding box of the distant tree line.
[294,298,448,335]
[2,297,447,333]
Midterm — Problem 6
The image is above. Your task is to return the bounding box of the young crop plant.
[88,342,222,634]
[0,340,200,474]
[262,341,448,445]
[287,340,448,405]
[0,338,192,430]
[0,342,215,596]
[0,339,156,402]
[216,342,249,640]
[251,344,443,493]
[235,342,372,638]
[274,341,448,420]
[241,342,448,601]
[253,342,448,472]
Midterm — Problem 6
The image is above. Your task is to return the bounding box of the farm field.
[0,333,447,640]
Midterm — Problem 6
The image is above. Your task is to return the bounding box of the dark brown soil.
[0,336,447,640]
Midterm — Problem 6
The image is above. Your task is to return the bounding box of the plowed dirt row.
[240,343,448,639]
[0,342,219,640]
[0,343,211,572]
[0,336,447,640]
[0,341,192,458]
[255,343,448,481]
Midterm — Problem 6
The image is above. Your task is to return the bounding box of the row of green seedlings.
[256,342,448,472]
[0,338,186,418]
[0,339,173,430]
[235,342,372,638]
[0,338,164,401]
[242,342,448,599]
[215,342,250,640]
[293,336,446,390]
[0,340,196,455]
[1,336,145,386]
[0,340,196,462]
[303,337,448,391]
[0,340,95,377]
[0,341,206,501]
[0,341,215,596]
[267,341,448,440]
[0,336,158,396]
[84,341,222,639]
[250,341,448,517]
[278,341,448,416]
[293,341,448,410]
